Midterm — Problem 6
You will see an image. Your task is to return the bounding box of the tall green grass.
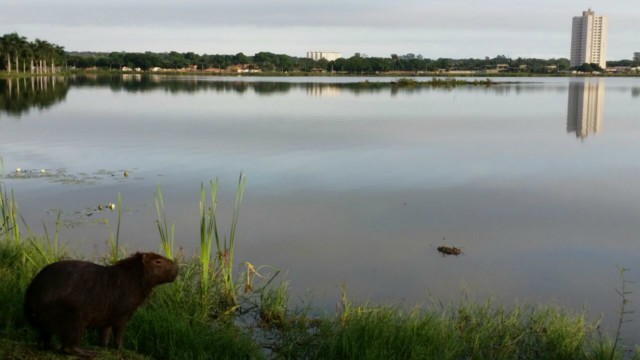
[107,193,123,263]
[314,295,629,360]
[154,185,175,259]
[0,186,20,243]
[198,174,246,309]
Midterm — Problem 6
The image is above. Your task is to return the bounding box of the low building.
[607,66,639,74]
[226,64,262,73]
[203,67,223,73]
[483,64,509,74]
[307,51,342,62]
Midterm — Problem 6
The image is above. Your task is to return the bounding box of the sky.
[1,0,638,60]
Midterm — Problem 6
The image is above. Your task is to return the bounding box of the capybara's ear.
[142,253,150,264]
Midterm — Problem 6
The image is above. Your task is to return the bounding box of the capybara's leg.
[37,330,53,350]
[112,323,128,350]
[100,326,112,348]
[58,319,88,356]
[61,345,98,358]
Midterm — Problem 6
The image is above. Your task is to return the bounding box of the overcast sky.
[1,0,638,60]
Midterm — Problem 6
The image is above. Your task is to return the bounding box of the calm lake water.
[2,75,640,335]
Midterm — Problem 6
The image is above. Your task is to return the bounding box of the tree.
[33,39,55,74]
[1,33,28,73]
[575,63,603,73]
[0,38,5,71]
[254,52,276,71]
[276,54,293,72]
[233,52,248,65]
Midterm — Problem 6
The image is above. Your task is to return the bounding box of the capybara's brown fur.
[23,252,178,356]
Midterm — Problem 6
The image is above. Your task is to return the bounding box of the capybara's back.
[23,253,178,356]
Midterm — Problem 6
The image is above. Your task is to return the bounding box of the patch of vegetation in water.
[338,77,497,92]
[1,168,139,185]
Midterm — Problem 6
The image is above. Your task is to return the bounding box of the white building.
[306,51,342,62]
[570,9,608,69]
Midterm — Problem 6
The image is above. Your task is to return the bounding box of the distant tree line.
[3,32,639,75]
[67,52,578,74]
[0,33,66,74]
[56,51,640,74]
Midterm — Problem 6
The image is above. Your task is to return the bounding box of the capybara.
[23,252,178,356]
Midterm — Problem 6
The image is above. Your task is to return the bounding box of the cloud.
[1,0,637,59]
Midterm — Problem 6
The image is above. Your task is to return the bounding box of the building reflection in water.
[306,83,342,97]
[566,79,605,140]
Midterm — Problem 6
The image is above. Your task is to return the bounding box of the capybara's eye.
[155,259,163,264]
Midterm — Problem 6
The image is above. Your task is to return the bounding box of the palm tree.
[0,37,4,70]
[21,42,33,73]
[1,34,13,72]
[2,33,28,73]
[51,44,65,73]
[15,34,28,74]
[33,39,51,74]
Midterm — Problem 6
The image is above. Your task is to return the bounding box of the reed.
[0,186,20,243]
[610,267,634,360]
[107,193,123,263]
[198,174,246,307]
[22,211,66,267]
[154,185,174,259]
[199,179,216,297]
[223,173,247,302]
[259,281,290,327]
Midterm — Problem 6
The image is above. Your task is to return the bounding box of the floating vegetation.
[437,245,462,256]
[2,167,139,185]
[45,199,133,229]
[389,77,495,88]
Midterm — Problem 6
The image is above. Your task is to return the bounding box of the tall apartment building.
[306,51,342,62]
[634,52,640,62]
[570,9,608,69]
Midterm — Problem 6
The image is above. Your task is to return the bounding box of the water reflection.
[0,77,69,117]
[306,83,342,97]
[566,79,605,140]
[2,75,640,339]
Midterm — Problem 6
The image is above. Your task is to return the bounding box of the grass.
[314,301,596,360]
[0,181,639,359]
[154,185,175,260]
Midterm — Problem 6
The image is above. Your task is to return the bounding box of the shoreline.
[2,69,640,80]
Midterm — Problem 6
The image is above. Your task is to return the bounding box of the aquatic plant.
[105,193,123,263]
[0,185,19,243]
[259,281,290,327]
[198,179,217,298]
[610,267,634,360]
[199,173,246,308]
[154,185,174,259]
